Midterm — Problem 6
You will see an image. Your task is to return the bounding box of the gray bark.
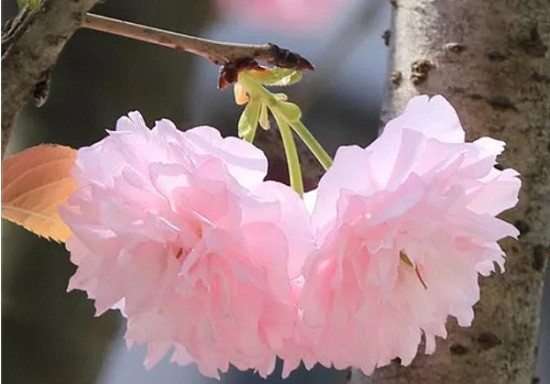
[1,0,101,157]
[352,1,550,383]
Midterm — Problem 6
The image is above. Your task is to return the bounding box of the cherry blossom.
[300,95,521,374]
[59,96,521,379]
[61,112,313,378]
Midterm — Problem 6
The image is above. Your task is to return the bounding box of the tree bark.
[352,1,550,383]
[1,0,101,158]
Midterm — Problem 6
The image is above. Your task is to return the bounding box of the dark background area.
[1,1,548,383]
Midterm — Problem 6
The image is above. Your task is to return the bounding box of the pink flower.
[300,95,521,373]
[61,112,313,378]
[216,0,345,32]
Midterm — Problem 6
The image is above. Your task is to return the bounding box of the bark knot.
[450,343,469,355]
[382,29,391,47]
[476,332,501,350]
[485,95,517,111]
[444,42,466,54]
[390,71,402,86]
[520,26,548,58]
[410,59,433,85]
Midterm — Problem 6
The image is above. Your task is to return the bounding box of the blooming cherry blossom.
[300,95,521,374]
[58,95,521,379]
[61,112,313,378]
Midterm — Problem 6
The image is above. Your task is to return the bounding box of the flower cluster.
[62,96,520,379]
[61,113,313,378]
[300,95,520,372]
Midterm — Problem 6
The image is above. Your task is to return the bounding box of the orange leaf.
[2,144,77,243]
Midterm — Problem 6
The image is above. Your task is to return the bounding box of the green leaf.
[249,68,303,87]
[17,0,41,10]
[238,96,262,141]
[259,103,270,130]
[277,101,302,122]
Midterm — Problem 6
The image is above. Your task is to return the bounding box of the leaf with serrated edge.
[2,144,77,242]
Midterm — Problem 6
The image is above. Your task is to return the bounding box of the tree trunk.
[352,1,549,383]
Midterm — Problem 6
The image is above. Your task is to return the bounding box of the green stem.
[237,73,278,106]
[238,71,331,186]
[289,120,333,170]
[272,111,304,196]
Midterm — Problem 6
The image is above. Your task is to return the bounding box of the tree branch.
[1,7,314,159]
[1,0,101,158]
[82,14,314,71]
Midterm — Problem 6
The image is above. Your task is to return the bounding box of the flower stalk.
[236,71,332,195]
[272,110,304,196]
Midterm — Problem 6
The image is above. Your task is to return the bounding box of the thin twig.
[82,14,314,70]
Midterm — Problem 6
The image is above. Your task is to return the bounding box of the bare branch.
[82,14,314,71]
[1,6,315,159]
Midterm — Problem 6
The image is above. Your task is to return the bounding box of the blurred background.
[1,1,548,383]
